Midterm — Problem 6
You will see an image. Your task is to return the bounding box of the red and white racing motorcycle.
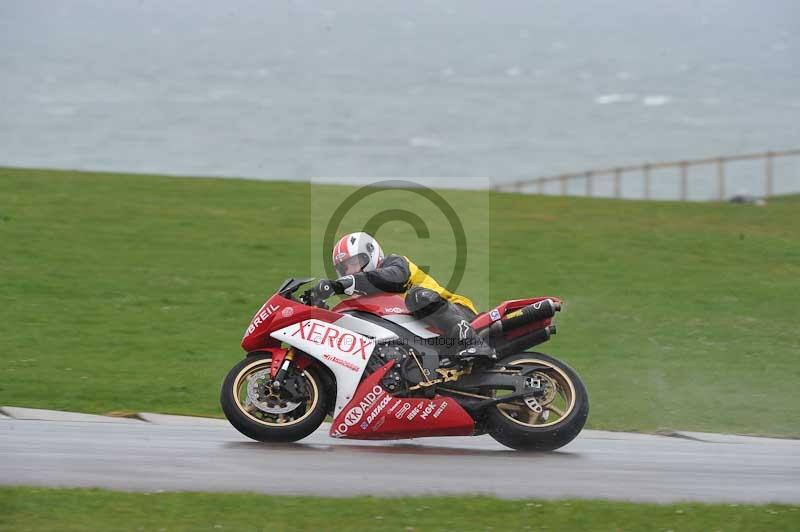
[221,277,589,451]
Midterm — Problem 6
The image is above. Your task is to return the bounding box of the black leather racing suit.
[334,254,493,358]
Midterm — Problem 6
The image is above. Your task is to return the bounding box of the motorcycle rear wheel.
[486,352,589,451]
[220,353,330,442]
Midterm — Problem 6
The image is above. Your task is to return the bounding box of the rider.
[318,231,495,361]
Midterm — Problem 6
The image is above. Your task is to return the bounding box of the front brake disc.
[246,369,300,414]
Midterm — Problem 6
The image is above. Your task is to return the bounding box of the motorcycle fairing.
[271,318,377,415]
[333,294,441,338]
[330,360,474,440]
[242,294,343,352]
[380,314,441,338]
[333,314,399,343]
[332,293,411,316]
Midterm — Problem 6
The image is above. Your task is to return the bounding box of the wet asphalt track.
[1,408,799,504]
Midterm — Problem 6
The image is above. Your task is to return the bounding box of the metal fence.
[494,148,800,200]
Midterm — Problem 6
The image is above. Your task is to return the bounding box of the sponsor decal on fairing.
[406,401,425,421]
[419,401,437,420]
[335,385,385,435]
[323,353,359,372]
[290,321,372,360]
[365,395,392,425]
[243,303,280,338]
[387,398,402,414]
[395,402,411,419]
[343,406,364,427]
[370,416,387,432]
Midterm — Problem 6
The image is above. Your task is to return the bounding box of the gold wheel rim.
[232,358,319,427]
[495,358,577,428]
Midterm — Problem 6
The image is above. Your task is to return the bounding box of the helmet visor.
[335,253,370,277]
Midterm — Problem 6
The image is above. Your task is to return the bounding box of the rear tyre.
[487,352,589,451]
[220,353,330,443]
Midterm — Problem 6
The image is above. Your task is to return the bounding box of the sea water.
[1,0,798,199]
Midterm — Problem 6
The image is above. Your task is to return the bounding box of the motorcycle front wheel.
[486,352,589,451]
[220,353,330,442]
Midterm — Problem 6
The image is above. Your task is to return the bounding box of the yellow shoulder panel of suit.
[403,256,478,314]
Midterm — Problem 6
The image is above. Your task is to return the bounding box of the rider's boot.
[448,320,497,363]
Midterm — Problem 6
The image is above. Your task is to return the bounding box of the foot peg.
[457,346,497,361]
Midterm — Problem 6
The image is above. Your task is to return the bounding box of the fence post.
[680,162,688,201]
[765,151,774,197]
[493,148,797,201]
[716,158,725,201]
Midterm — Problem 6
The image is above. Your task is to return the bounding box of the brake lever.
[300,288,328,309]
[299,290,312,305]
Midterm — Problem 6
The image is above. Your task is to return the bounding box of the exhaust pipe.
[484,298,559,338]
[496,324,557,356]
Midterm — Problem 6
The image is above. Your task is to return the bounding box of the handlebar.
[278,277,335,309]
[299,284,330,309]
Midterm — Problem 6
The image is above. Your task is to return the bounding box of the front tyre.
[221,353,330,443]
[487,352,589,451]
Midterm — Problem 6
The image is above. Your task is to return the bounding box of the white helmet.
[332,232,384,277]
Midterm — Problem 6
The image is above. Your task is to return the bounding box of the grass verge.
[1,487,799,532]
[1,167,799,435]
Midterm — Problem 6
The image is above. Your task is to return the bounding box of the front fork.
[271,349,295,389]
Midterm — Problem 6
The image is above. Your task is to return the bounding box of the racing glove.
[313,276,356,299]
[313,279,338,300]
[333,275,357,296]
